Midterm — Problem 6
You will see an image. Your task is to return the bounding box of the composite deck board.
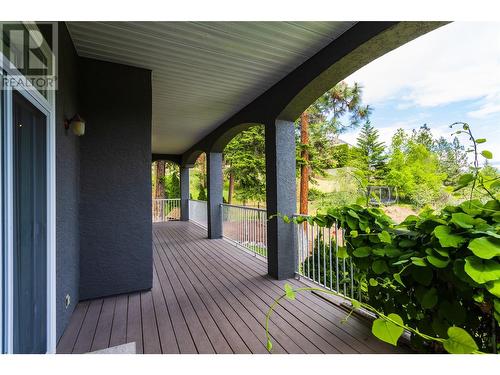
[156,227,308,353]
[126,293,143,354]
[57,221,405,354]
[178,223,393,353]
[154,245,215,354]
[159,226,281,354]
[152,249,197,353]
[155,236,229,353]
[163,225,356,353]
[72,299,103,354]
[109,294,128,348]
[151,266,180,353]
[140,290,162,354]
[157,226,327,353]
[157,232,250,353]
[91,296,116,352]
[174,224,392,353]
[163,229,265,354]
[56,300,90,354]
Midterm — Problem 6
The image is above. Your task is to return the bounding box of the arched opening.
[151,160,181,222]
[219,124,268,256]
[189,152,207,201]
[223,124,266,208]
[188,152,209,228]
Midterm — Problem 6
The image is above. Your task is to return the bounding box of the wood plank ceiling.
[66,22,356,154]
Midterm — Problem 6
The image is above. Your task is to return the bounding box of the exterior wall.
[55,23,81,340]
[78,58,152,300]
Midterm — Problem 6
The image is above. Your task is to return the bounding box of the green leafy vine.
[265,284,483,354]
[266,124,499,354]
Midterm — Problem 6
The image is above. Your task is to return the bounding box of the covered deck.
[57,221,403,354]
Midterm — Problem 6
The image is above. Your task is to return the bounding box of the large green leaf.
[372,260,389,274]
[481,150,493,159]
[399,239,417,248]
[371,313,404,346]
[451,213,475,229]
[468,237,500,259]
[378,230,392,244]
[337,246,349,259]
[393,273,405,287]
[427,252,450,268]
[421,287,438,309]
[433,225,465,248]
[486,280,500,298]
[411,257,427,267]
[464,256,500,284]
[454,174,474,191]
[442,327,478,354]
[353,246,371,258]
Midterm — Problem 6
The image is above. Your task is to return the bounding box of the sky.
[342,22,500,168]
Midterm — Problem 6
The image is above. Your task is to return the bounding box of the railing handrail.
[294,216,357,299]
[152,197,181,222]
[221,203,268,258]
[188,199,207,203]
[220,203,266,213]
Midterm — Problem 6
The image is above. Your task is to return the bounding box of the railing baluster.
[152,198,182,223]
[328,227,332,291]
[219,203,267,259]
[290,215,358,298]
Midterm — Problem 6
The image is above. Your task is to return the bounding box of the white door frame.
[1,25,56,353]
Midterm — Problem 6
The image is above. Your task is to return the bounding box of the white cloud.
[468,93,500,118]
[345,22,500,117]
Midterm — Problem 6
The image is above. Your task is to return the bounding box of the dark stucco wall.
[55,23,81,340]
[78,58,152,300]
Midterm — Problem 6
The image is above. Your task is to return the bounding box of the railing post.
[265,119,297,280]
[180,166,190,221]
[207,152,223,239]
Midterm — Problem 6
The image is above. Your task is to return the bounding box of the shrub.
[311,200,500,352]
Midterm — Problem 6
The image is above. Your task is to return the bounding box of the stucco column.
[265,119,297,280]
[207,152,223,239]
[180,166,190,221]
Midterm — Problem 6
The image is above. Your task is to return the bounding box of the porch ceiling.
[65,22,356,154]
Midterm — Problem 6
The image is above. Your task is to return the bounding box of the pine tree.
[434,136,468,186]
[297,81,371,214]
[355,121,386,183]
[223,125,266,205]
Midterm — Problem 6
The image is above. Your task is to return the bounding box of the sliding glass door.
[12,91,47,353]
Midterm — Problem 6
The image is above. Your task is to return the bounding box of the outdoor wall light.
[64,114,86,136]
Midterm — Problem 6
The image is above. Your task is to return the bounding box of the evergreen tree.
[434,136,468,185]
[354,121,386,183]
[223,125,266,205]
[297,81,371,214]
[411,124,434,150]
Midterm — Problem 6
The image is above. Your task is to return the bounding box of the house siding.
[78,58,152,300]
[55,23,81,340]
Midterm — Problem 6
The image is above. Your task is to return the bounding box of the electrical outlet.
[65,294,71,309]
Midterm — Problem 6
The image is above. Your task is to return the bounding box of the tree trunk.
[228,170,235,204]
[199,153,206,189]
[299,112,309,215]
[155,160,166,199]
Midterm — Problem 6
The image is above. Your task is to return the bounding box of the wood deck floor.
[57,221,404,354]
